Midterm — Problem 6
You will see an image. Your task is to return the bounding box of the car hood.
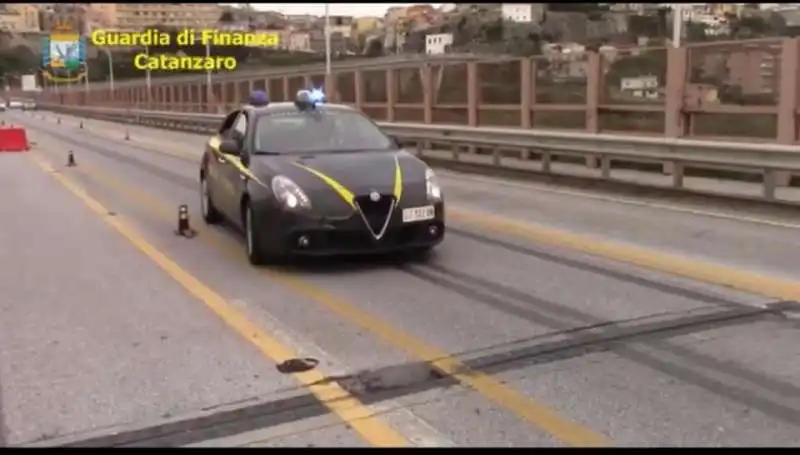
[252,149,430,215]
[260,149,428,192]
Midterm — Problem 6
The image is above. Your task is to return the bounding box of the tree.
[0,45,39,80]
[728,15,777,39]
[629,14,664,38]
[686,21,708,42]
[365,39,384,58]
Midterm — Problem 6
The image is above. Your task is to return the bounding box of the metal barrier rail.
[39,104,800,203]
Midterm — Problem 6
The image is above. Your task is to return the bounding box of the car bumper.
[256,202,445,257]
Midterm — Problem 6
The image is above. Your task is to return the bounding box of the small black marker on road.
[67,150,76,167]
[174,204,197,238]
[57,117,61,124]
[79,120,83,129]
[125,128,130,141]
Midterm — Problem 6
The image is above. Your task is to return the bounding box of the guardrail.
[38,104,800,204]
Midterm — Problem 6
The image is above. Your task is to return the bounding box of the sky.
[231,3,444,17]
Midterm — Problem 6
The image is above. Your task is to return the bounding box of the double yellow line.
[28,149,611,446]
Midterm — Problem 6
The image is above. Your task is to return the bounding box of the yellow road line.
[38,153,611,447]
[448,209,800,302]
[27,153,409,448]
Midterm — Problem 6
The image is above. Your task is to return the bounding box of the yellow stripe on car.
[393,154,403,203]
[293,154,404,209]
[293,162,356,209]
[208,135,266,188]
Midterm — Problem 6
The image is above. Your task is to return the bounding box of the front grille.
[354,194,395,237]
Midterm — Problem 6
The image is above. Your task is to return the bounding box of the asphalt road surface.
[1,110,800,447]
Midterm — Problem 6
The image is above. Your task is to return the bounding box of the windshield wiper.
[253,150,281,155]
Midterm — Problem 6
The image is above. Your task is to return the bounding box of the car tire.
[245,202,285,266]
[200,175,223,224]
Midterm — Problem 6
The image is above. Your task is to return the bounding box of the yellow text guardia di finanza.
[90,29,279,48]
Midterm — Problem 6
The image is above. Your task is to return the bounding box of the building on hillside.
[3,4,40,32]
[425,32,452,54]
[39,5,87,33]
[501,4,545,23]
[354,17,382,34]
[620,75,660,99]
[317,15,354,38]
[113,4,221,31]
[287,31,311,52]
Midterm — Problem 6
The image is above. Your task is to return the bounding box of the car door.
[217,111,250,222]
[207,110,240,216]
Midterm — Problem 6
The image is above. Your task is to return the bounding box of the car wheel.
[200,175,223,224]
[245,202,275,266]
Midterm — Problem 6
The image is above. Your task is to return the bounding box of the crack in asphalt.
[19,301,783,447]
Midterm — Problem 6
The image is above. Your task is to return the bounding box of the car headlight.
[271,175,311,210]
[425,168,442,202]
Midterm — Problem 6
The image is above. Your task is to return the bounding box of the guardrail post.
[467,61,478,154]
[467,61,478,128]
[763,169,778,200]
[520,57,535,161]
[584,52,601,169]
[325,72,337,104]
[422,64,434,152]
[422,63,433,124]
[386,69,396,122]
[663,46,689,178]
[775,37,800,188]
[354,69,364,111]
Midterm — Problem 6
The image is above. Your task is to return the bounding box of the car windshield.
[253,110,394,154]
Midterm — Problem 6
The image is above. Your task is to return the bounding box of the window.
[218,110,240,135]
[254,110,393,154]
[232,112,248,137]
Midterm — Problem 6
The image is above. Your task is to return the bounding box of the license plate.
[402,205,435,223]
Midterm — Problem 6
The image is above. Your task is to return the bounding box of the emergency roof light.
[249,90,269,107]
[295,88,326,111]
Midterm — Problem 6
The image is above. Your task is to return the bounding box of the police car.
[198,89,445,265]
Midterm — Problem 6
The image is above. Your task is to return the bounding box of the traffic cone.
[174,204,196,238]
[67,150,76,167]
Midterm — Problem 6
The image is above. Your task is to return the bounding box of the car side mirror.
[389,135,402,148]
[219,138,240,156]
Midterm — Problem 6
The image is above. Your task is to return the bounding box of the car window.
[253,110,393,154]
[232,112,248,137]
[218,110,240,135]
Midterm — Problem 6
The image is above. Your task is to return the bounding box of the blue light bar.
[295,88,326,111]
[249,90,269,107]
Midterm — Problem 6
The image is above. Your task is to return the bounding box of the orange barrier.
[0,127,30,152]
